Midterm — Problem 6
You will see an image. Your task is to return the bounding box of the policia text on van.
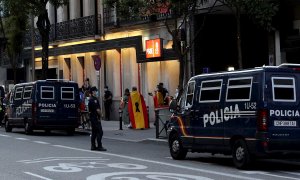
[168,63,300,169]
[4,80,80,135]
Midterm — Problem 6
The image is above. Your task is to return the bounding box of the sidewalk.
[77,120,168,144]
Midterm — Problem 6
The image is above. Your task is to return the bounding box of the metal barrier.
[155,107,171,139]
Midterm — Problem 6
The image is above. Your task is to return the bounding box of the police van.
[4,79,80,135]
[168,63,300,169]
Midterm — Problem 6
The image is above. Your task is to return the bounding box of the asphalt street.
[0,121,299,180]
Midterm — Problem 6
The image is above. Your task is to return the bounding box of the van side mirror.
[169,99,178,113]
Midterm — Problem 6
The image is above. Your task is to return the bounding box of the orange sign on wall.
[146,38,162,58]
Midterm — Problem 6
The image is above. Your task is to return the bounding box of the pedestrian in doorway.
[89,86,106,151]
[82,78,91,92]
[103,85,112,121]
[120,88,131,127]
[158,82,169,105]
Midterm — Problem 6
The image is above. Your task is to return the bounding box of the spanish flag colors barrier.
[128,91,149,129]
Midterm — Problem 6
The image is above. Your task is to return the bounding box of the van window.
[14,87,23,100]
[41,86,55,100]
[61,87,74,100]
[226,77,252,102]
[199,79,222,103]
[23,86,33,99]
[185,81,195,108]
[272,77,296,102]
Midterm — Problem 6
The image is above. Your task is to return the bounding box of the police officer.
[88,86,106,151]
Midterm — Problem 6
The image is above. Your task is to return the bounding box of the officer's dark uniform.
[88,87,106,151]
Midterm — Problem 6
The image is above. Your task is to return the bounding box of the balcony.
[24,14,101,47]
[103,7,173,27]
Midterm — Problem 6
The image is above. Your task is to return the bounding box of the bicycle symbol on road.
[43,162,147,172]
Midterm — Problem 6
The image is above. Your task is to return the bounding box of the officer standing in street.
[88,86,107,151]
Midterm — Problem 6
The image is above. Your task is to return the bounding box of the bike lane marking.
[52,144,261,180]
[24,172,53,180]
[87,172,213,180]
[0,133,11,137]
[33,141,50,144]
[16,138,30,141]
[240,171,300,180]
[18,157,109,164]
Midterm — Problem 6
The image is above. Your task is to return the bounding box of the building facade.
[24,0,179,121]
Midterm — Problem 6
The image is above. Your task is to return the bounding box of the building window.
[67,2,70,20]
[80,0,83,17]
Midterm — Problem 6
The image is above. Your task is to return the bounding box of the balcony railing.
[103,7,173,27]
[24,14,101,47]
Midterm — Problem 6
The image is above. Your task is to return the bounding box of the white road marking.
[24,172,53,180]
[52,145,261,180]
[241,171,300,180]
[280,171,300,176]
[0,134,11,137]
[33,141,50,144]
[16,138,29,141]
[18,157,109,164]
[87,172,213,180]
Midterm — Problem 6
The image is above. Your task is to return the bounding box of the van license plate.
[274,120,297,127]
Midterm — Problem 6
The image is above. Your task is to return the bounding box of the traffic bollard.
[119,108,123,130]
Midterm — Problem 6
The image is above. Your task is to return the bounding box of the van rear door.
[266,70,300,151]
[36,83,58,126]
[56,83,79,127]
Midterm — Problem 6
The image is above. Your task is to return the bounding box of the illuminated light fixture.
[35,57,42,62]
[35,45,54,51]
[57,40,96,47]
[227,66,235,71]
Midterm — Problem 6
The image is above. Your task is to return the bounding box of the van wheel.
[169,133,187,160]
[25,122,33,135]
[5,120,12,132]
[232,139,251,169]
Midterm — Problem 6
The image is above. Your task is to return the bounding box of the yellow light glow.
[35,45,54,51]
[35,56,56,62]
[57,40,96,47]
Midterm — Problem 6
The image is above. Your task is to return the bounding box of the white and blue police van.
[4,79,80,135]
[168,63,300,169]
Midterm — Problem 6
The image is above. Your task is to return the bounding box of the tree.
[103,0,279,95]
[1,0,68,80]
[20,0,68,80]
[218,0,279,69]
[104,0,210,96]
[0,0,28,83]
